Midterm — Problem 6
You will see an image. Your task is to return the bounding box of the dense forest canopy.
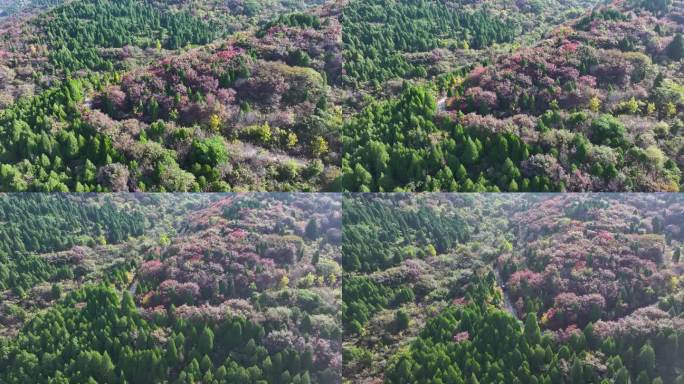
[343,193,469,271]
[36,0,216,74]
[0,0,345,192]
[341,0,684,192]
[0,194,144,254]
[342,84,555,192]
[344,194,684,383]
[1,0,680,192]
[0,284,328,384]
[0,76,134,192]
[342,0,517,86]
[0,194,342,383]
[0,0,343,192]
[0,194,144,294]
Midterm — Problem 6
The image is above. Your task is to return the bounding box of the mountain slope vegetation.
[343,194,684,383]
[0,194,342,383]
[342,0,684,192]
[0,0,343,192]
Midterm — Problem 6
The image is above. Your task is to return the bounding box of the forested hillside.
[0,193,342,383]
[342,194,481,381]
[38,0,216,73]
[0,194,203,338]
[2,0,681,192]
[343,194,684,383]
[342,0,517,86]
[342,0,684,192]
[0,0,342,192]
[0,194,144,297]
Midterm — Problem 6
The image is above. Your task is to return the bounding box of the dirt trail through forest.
[494,268,518,319]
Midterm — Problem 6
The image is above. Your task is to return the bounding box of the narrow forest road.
[494,268,518,319]
[128,280,138,296]
[437,97,447,112]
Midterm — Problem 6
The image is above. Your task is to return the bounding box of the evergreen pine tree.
[199,327,214,355]
[524,313,542,345]
[667,33,684,61]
